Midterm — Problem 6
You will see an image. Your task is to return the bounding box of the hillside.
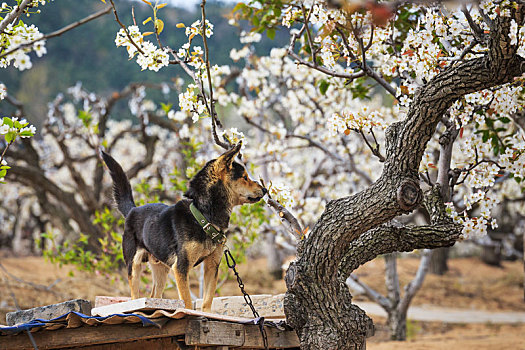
[0,0,288,124]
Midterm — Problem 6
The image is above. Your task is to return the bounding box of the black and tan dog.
[101,143,266,312]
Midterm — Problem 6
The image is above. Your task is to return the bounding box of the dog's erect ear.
[216,142,242,169]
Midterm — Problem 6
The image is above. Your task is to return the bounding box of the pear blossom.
[0,84,6,100]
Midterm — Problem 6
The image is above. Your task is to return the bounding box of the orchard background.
[1,0,525,349]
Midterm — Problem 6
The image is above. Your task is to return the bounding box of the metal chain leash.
[224,248,269,350]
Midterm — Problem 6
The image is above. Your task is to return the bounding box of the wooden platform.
[1,317,299,349]
[1,295,300,349]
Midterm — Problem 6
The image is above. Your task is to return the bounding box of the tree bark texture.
[284,9,525,349]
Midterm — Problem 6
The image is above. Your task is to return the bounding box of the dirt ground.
[1,255,524,349]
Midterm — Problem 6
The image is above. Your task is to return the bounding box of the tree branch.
[338,183,461,278]
[336,25,398,98]
[265,197,303,240]
[7,164,103,249]
[301,3,317,63]
[0,0,32,33]
[347,274,391,309]
[462,5,487,44]
[357,129,386,162]
[398,249,431,315]
[287,17,366,81]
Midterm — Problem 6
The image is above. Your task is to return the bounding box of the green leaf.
[481,130,489,143]
[4,132,15,143]
[161,102,172,113]
[155,19,164,34]
[78,110,92,127]
[349,77,371,100]
[2,117,13,128]
[79,234,88,244]
[491,135,499,153]
[266,28,275,40]
[485,117,494,128]
[143,17,152,25]
[319,80,329,95]
[232,2,246,13]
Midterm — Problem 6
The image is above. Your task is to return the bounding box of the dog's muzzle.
[247,195,264,203]
[248,188,266,203]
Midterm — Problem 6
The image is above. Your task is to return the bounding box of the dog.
[101,142,266,312]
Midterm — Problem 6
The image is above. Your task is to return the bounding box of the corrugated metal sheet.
[0,308,269,337]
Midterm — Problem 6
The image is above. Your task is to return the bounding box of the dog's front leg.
[173,265,192,309]
[202,246,223,313]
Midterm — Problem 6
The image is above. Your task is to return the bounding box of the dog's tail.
[100,150,136,217]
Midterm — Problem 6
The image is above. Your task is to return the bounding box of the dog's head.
[186,142,267,209]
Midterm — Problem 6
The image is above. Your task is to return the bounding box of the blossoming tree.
[2,0,525,348]
[222,0,525,347]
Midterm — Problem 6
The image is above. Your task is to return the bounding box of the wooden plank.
[185,319,245,347]
[94,296,131,308]
[194,294,285,318]
[91,298,184,317]
[243,324,300,349]
[74,337,182,350]
[184,319,300,349]
[0,319,188,350]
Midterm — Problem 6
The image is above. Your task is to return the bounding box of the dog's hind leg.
[123,227,142,299]
[201,246,223,312]
[149,257,169,298]
[128,248,146,299]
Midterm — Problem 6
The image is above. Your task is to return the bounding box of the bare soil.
[1,255,524,349]
[352,256,525,312]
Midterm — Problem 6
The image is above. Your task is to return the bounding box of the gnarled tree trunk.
[284,10,525,349]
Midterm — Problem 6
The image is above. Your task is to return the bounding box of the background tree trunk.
[384,253,404,340]
[481,243,502,266]
[266,232,285,280]
[429,247,450,275]
[388,311,407,341]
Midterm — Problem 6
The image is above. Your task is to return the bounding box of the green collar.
[190,202,226,244]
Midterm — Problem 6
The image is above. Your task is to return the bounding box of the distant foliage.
[40,207,124,278]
